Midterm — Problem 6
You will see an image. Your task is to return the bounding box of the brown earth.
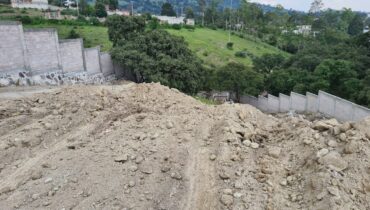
[0,82,370,210]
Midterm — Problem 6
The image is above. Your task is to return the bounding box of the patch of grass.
[0,4,43,17]
[24,24,112,52]
[193,96,219,105]
[167,28,289,68]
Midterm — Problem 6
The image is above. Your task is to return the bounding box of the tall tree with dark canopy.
[161,3,176,16]
[348,14,364,36]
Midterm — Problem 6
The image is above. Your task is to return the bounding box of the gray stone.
[44,177,53,184]
[250,142,259,149]
[268,147,281,158]
[318,151,348,172]
[114,155,128,163]
[220,194,234,206]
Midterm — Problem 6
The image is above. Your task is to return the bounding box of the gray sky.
[250,0,370,12]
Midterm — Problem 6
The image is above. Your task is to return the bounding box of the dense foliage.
[108,15,206,94]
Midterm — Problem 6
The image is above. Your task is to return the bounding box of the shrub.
[67,29,80,39]
[20,15,32,24]
[171,24,182,30]
[183,24,195,30]
[235,51,247,58]
[203,51,209,57]
[226,42,233,50]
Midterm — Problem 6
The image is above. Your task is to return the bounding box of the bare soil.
[0,83,370,210]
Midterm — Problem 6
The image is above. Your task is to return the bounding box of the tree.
[185,7,194,19]
[95,0,107,17]
[106,15,146,46]
[348,14,364,36]
[108,0,118,10]
[161,3,176,16]
[198,0,206,25]
[215,62,263,101]
[253,54,286,75]
[79,0,88,15]
[309,0,324,14]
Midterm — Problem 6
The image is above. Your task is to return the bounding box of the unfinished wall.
[24,28,61,73]
[0,22,26,72]
[279,93,290,112]
[268,94,279,113]
[84,47,101,75]
[291,92,306,112]
[334,99,354,122]
[59,39,85,73]
[306,92,318,113]
[318,91,336,117]
[258,96,268,112]
[100,53,115,76]
[240,95,258,107]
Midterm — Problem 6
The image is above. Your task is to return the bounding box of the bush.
[209,25,217,30]
[171,24,182,30]
[61,8,78,16]
[20,15,32,24]
[67,29,80,39]
[226,42,233,50]
[183,24,195,30]
[235,51,247,58]
[203,51,209,57]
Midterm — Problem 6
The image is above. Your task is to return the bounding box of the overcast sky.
[250,0,370,12]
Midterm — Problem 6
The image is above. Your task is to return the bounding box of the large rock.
[353,117,370,139]
[318,151,348,172]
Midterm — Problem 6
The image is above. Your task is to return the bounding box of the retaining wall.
[0,22,27,72]
[59,39,85,73]
[0,21,118,86]
[84,47,101,75]
[24,28,61,73]
[241,91,370,122]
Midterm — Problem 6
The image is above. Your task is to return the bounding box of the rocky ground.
[0,82,370,210]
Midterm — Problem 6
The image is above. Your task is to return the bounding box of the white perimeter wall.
[59,39,85,73]
[84,47,101,75]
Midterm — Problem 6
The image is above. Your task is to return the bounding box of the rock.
[353,117,370,139]
[339,133,347,141]
[114,155,128,163]
[316,148,329,158]
[327,186,340,197]
[233,192,243,198]
[160,165,171,173]
[31,170,43,180]
[333,126,341,135]
[313,122,332,131]
[327,140,338,147]
[220,194,234,206]
[316,191,327,200]
[150,133,159,140]
[166,121,174,129]
[340,122,352,133]
[280,180,288,186]
[222,189,233,195]
[130,165,138,172]
[318,151,348,172]
[140,164,153,174]
[209,154,217,161]
[31,193,40,200]
[44,177,53,184]
[170,172,182,180]
[128,181,136,187]
[242,140,251,147]
[250,142,259,149]
[42,201,51,206]
[219,170,231,180]
[268,147,281,158]
[344,141,357,154]
[135,156,144,164]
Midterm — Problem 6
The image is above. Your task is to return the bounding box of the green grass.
[167,28,289,68]
[0,4,43,16]
[24,24,112,51]
[193,96,219,105]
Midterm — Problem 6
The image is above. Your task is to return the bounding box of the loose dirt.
[0,83,370,210]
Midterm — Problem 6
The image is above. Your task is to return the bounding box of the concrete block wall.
[0,21,117,86]
[84,47,102,75]
[24,28,61,73]
[0,22,27,73]
[59,39,85,73]
[242,91,370,122]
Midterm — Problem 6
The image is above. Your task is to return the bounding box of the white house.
[364,26,369,34]
[153,15,194,25]
[11,0,49,9]
[293,25,312,36]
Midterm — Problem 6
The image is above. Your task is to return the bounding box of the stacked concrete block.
[268,94,279,113]
[84,47,102,75]
[279,93,290,112]
[59,39,85,73]
[240,95,258,107]
[290,92,306,113]
[306,92,318,113]
[0,22,27,72]
[318,91,336,117]
[334,98,354,122]
[258,95,268,112]
[100,53,115,76]
[24,28,61,73]
[353,105,370,121]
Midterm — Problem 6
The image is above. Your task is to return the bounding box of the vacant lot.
[167,28,289,68]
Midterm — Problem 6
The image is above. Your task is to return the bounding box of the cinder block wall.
[243,91,370,122]
[59,39,85,73]
[24,28,61,73]
[0,22,27,72]
[84,47,102,75]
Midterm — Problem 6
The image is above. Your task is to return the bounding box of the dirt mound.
[0,83,370,210]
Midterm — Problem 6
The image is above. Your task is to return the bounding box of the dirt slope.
[0,83,370,210]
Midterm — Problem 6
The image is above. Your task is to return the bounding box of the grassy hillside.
[24,24,112,51]
[167,28,289,68]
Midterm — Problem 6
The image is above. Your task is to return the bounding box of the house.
[293,25,312,36]
[107,10,130,16]
[364,26,369,34]
[185,18,195,26]
[11,0,49,9]
[153,16,185,25]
